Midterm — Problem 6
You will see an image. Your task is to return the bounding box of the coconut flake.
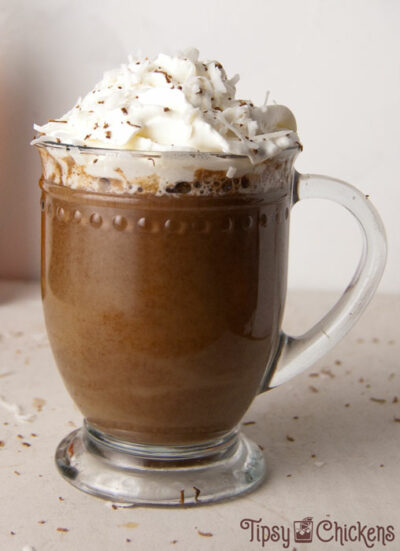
[0,395,36,423]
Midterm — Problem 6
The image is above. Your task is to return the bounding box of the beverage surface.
[33,49,299,195]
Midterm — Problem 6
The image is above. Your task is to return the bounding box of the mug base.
[55,423,266,506]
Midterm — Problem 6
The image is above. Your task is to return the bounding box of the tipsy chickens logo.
[240,516,395,548]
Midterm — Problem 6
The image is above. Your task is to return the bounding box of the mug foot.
[55,423,265,506]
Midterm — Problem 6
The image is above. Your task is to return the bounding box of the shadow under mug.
[36,142,386,506]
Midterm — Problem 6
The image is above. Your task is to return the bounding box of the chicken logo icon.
[293,517,314,543]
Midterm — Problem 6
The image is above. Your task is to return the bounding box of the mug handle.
[260,172,387,391]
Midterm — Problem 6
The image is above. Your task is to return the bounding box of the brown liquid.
[41,162,293,445]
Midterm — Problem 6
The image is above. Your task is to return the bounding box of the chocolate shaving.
[163,107,170,112]
[48,119,67,123]
[197,530,213,537]
[105,131,112,139]
[154,69,172,83]
[103,123,109,129]
[121,107,128,114]
[57,527,69,533]
[97,100,104,104]
[84,134,91,140]
[127,121,141,128]
[179,489,184,505]
[370,397,386,404]
[242,421,256,426]
[193,486,201,502]
[321,368,335,379]
[286,435,295,442]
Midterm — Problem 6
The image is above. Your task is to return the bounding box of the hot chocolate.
[40,150,296,445]
[35,49,299,445]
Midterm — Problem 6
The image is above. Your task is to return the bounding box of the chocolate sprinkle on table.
[197,530,213,537]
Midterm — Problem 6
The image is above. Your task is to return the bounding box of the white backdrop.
[0,0,398,292]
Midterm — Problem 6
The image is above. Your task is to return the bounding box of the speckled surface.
[0,281,399,551]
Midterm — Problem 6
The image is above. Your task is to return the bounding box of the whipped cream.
[33,49,300,195]
[33,48,298,163]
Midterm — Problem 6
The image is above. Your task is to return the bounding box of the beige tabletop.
[0,281,399,551]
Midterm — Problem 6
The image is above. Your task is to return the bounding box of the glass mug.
[35,141,386,506]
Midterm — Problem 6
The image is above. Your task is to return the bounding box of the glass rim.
[33,138,301,160]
